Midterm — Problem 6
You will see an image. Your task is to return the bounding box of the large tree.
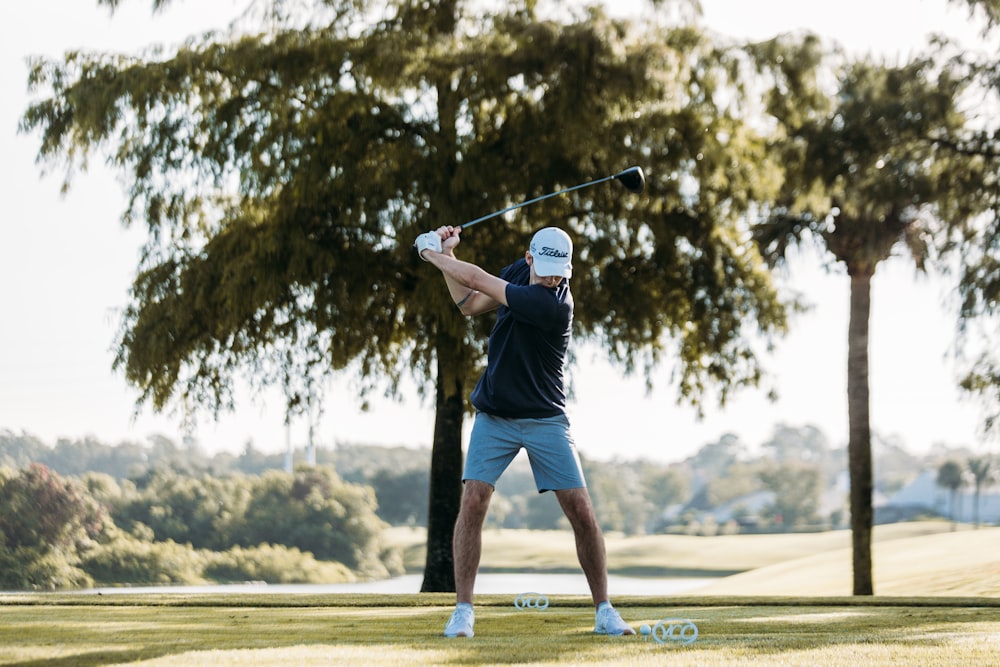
[941,0,1000,440]
[21,0,788,590]
[752,40,981,594]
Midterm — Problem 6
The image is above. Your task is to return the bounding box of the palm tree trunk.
[847,272,874,596]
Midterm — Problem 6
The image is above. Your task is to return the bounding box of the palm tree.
[752,47,973,594]
[937,460,966,529]
[967,456,995,528]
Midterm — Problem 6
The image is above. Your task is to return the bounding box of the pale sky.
[0,0,992,462]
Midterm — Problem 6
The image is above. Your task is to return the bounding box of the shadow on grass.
[9,650,151,667]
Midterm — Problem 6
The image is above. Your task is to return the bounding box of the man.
[415,225,635,639]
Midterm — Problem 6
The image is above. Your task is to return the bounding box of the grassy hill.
[386,521,1000,597]
[689,525,1000,597]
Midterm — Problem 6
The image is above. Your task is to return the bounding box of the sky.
[0,0,994,463]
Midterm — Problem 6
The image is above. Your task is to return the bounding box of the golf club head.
[614,166,645,194]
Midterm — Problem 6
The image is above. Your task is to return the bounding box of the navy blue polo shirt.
[470,258,573,418]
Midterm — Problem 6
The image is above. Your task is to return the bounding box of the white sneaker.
[594,604,635,636]
[444,604,475,638]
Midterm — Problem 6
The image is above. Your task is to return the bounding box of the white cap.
[529,227,573,278]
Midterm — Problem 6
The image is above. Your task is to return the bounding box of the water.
[72,573,715,596]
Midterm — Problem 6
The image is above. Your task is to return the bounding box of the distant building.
[880,470,1000,525]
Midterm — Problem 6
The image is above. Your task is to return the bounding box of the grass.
[387,520,1000,595]
[690,525,1000,597]
[1,594,998,666]
[3,521,998,665]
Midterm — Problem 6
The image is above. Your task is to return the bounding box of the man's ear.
[525,251,533,266]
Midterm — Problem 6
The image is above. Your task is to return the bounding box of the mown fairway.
[3,523,999,665]
[1,594,998,666]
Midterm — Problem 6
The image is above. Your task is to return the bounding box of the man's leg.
[453,480,494,604]
[554,486,608,605]
[555,486,635,636]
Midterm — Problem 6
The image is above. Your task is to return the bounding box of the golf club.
[461,166,645,229]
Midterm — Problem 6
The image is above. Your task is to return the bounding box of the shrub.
[80,533,207,585]
[0,546,93,590]
[203,544,355,584]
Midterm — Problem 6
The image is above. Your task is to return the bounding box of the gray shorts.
[463,412,586,492]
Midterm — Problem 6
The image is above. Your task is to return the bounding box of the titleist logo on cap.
[536,246,569,259]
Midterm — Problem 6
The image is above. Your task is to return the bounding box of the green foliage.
[0,431,48,470]
[685,433,746,479]
[953,0,1000,29]
[320,444,432,526]
[0,463,108,553]
[585,458,689,535]
[758,462,823,529]
[0,453,403,588]
[936,460,965,492]
[754,49,977,276]
[0,547,94,590]
[81,533,208,585]
[937,459,966,526]
[322,444,430,484]
[369,468,429,525]
[239,467,396,577]
[761,424,830,464]
[959,349,1000,439]
[104,464,402,578]
[114,470,252,550]
[0,464,110,589]
[203,543,355,584]
[0,431,944,544]
[638,465,690,509]
[698,462,767,508]
[49,437,152,480]
[19,0,787,429]
[79,531,361,586]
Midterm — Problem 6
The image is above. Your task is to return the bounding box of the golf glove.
[414,231,442,261]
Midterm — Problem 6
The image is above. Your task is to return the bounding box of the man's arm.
[427,252,507,315]
[420,226,506,316]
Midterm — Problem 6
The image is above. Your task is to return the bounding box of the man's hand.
[414,231,443,261]
[416,225,506,311]
[416,226,463,261]
[439,225,462,254]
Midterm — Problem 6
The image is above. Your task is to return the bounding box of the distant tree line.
[0,451,400,590]
[4,424,979,546]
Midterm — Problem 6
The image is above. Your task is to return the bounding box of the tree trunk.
[847,272,874,596]
[420,356,465,592]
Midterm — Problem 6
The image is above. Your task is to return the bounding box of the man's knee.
[556,488,598,525]
[459,481,494,518]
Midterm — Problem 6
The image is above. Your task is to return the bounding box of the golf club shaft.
[461,173,619,229]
